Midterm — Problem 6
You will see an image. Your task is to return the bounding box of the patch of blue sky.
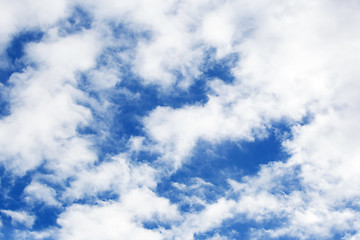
[31,206,61,231]
[0,30,44,83]
[142,221,160,230]
[142,219,172,231]
[0,222,25,240]
[95,189,119,202]
[201,48,239,84]
[73,23,152,135]
[110,21,153,42]
[0,90,10,118]
[332,232,357,240]
[58,7,92,36]
[0,167,32,210]
[0,163,64,232]
[341,198,360,212]
[156,124,291,214]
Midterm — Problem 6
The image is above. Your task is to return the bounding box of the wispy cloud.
[1,210,35,228]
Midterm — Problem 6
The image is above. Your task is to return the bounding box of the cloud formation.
[1,0,360,239]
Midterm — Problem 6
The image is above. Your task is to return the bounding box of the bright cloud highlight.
[1,0,360,239]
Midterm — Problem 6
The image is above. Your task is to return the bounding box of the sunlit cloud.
[1,0,360,239]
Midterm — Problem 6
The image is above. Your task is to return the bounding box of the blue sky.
[1,0,360,239]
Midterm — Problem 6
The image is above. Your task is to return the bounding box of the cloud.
[62,154,157,201]
[56,188,180,240]
[138,0,360,238]
[1,210,35,228]
[173,198,237,239]
[24,181,60,207]
[0,28,102,176]
[1,0,360,239]
[0,0,70,53]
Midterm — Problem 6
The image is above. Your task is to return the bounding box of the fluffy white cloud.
[56,187,180,240]
[24,181,60,207]
[0,0,70,53]
[138,0,360,239]
[56,203,164,240]
[63,154,157,201]
[0,28,103,176]
[173,198,237,240]
[1,0,360,239]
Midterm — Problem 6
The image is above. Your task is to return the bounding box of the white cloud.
[63,154,157,201]
[1,0,360,239]
[24,181,60,207]
[172,198,236,240]
[1,210,35,228]
[0,0,70,53]
[0,28,103,176]
[137,0,360,239]
[76,0,258,89]
[56,188,180,240]
[56,204,163,240]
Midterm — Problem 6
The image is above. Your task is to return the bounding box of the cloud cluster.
[1,0,360,239]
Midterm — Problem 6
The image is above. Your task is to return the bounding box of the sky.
[0,0,360,239]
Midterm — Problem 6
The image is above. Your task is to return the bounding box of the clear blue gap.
[201,48,238,84]
[96,190,119,201]
[58,6,93,36]
[156,124,291,211]
[0,221,27,239]
[0,164,65,231]
[177,201,205,214]
[332,232,357,240]
[0,166,32,210]
[142,221,159,230]
[2,30,44,79]
[142,220,172,231]
[31,206,62,231]
[342,199,360,212]
[299,111,315,126]
[0,91,10,117]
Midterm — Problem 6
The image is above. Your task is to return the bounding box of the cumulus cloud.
[1,0,360,239]
[0,27,103,176]
[24,181,60,207]
[56,187,181,240]
[62,155,158,201]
